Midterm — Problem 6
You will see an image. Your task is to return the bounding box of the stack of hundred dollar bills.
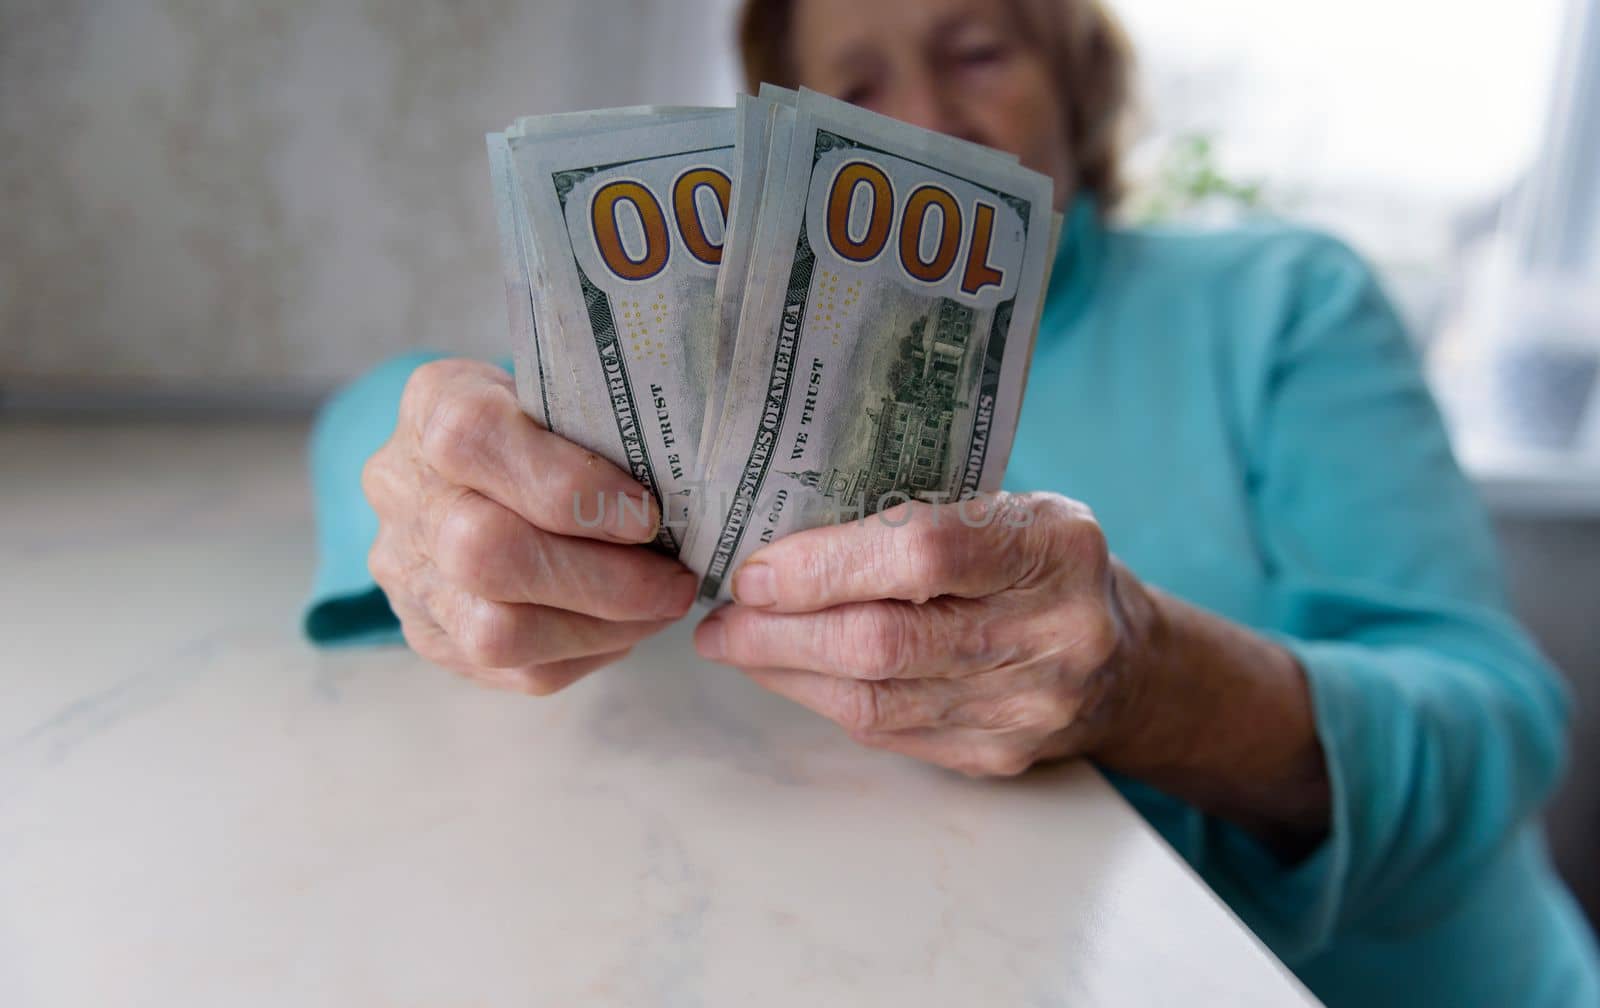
[486,87,1059,603]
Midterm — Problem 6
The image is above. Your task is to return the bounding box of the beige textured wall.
[0,0,738,398]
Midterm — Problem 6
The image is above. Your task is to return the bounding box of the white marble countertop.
[0,421,1316,1007]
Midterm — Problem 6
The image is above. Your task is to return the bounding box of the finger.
[360,440,414,524]
[851,726,1039,778]
[695,598,1003,680]
[425,580,674,669]
[392,587,631,695]
[455,649,634,697]
[366,522,417,599]
[391,586,514,682]
[728,493,1049,612]
[390,589,461,665]
[431,488,696,620]
[410,362,659,543]
[740,667,960,735]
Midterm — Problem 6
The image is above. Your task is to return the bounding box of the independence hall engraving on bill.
[781,298,977,512]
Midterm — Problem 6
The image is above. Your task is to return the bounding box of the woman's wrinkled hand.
[363,358,697,695]
[693,492,1153,777]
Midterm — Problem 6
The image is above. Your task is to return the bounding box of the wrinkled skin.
[363,359,696,695]
[693,494,1145,778]
[366,360,1149,779]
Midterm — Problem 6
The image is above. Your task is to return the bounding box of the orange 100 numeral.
[589,168,733,282]
[824,160,1006,298]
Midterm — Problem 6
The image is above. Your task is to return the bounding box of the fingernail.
[696,615,726,661]
[731,562,775,607]
[604,490,659,544]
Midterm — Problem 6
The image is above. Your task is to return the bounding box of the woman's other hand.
[692,493,1149,777]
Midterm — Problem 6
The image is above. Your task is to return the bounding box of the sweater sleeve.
[302,351,451,646]
[1200,234,1571,960]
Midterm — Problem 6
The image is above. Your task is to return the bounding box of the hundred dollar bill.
[687,87,1025,553]
[700,86,1016,464]
[502,111,736,553]
[694,90,799,480]
[487,133,550,428]
[488,107,724,436]
[684,89,1056,602]
[681,92,800,566]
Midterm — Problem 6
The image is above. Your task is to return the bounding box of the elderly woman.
[304,0,1600,1003]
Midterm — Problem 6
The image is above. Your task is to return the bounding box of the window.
[1120,0,1600,457]
[1117,0,1567,338]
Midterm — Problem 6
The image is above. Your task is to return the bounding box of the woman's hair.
[736,0,1136,207]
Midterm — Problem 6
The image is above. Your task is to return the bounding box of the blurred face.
[790,0,1074,207]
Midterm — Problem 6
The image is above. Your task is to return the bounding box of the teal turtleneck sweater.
[303,199,1600,1006]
